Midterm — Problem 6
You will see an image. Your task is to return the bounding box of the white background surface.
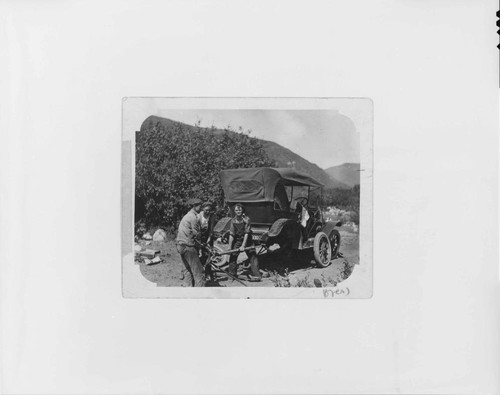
[1,0,499,394]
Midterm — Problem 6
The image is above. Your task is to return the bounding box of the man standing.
[227,203,261,282]
[176,198,205,287]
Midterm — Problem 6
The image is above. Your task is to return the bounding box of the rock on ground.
[153,229,167,241]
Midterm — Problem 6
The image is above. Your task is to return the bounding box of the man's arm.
[241,233,249,251]
[228,219,236,248]
[241,217,251,250]
[190,212,201,242]
[207,215,216,244]
[226,233,235,264]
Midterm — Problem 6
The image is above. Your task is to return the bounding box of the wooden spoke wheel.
[313,231,332,268]
[329,229,341,259]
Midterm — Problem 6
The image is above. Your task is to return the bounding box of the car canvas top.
[220,167,323,203]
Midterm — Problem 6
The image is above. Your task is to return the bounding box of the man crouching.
[176,198,205,287]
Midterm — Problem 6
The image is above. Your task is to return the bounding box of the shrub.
[321,185,360,224]
[269,270,291,287]
[295,274,313,287]
[340,260,354,280]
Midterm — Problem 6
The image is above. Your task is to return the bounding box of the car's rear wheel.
[328,229,341,259]
[313,232,332,268]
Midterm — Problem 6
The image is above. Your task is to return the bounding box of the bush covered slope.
[140,116,348,188]
[260,139,348,188]
[325,163,360,187]
[136,118,275,229]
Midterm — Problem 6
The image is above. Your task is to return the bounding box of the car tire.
[313,231,332,268]
[328,229,341,259]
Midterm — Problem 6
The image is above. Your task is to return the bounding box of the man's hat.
[187,198,203,206]
[202,201,213,209]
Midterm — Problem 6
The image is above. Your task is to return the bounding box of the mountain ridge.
[140,115,351,189]
[325,163,360,187]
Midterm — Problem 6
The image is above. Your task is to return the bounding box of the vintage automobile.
[213,167,342,267]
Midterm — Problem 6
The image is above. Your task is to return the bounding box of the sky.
[156,109,362,169]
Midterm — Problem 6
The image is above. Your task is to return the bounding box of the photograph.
[122,98,373,297]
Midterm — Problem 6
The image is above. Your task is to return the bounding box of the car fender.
[268,218,293,237]
[321,221,340,237]
[268,218,302,249]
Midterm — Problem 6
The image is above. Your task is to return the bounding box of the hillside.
[259,139,348,188]
[325,163,360,187]
[140,115,349,188]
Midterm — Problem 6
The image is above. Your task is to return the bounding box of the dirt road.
[135,225,359,288]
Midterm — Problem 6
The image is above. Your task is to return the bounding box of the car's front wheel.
[313,232,332,268]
